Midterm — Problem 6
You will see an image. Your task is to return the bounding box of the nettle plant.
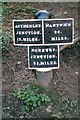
[12,84,51,111]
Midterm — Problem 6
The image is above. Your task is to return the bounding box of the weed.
[2,3,12,16]
[2,29,8,51]
[16,3,26,11]
[54,98,78,118]
[26,6,38,14]
[12,84,51,111]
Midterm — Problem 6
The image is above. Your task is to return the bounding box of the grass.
[12,83,79,118]
[1,2,39,51]
[12,84,51,111]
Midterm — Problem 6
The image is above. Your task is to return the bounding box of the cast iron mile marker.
[13,18,74,46]
[13,18,74,69]
[13,19,43,45]
[13,10,74,86]
[28,45,59,69]
[44,19,74,45]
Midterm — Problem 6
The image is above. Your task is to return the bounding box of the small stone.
[7,107,10,110]
[2,79,6,83]
[25,67,28,70]
[75,72,78,75]
[20,115,24,118]
[64,11,67,15]
[52,114,56,117]
[46,106,52,113]
[17,61,21,65]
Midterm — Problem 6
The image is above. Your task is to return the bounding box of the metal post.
[34,10,53,86]
[36,69,53,87]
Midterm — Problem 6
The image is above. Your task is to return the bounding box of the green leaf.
[12,84,51,111]
[38,101,41,106]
